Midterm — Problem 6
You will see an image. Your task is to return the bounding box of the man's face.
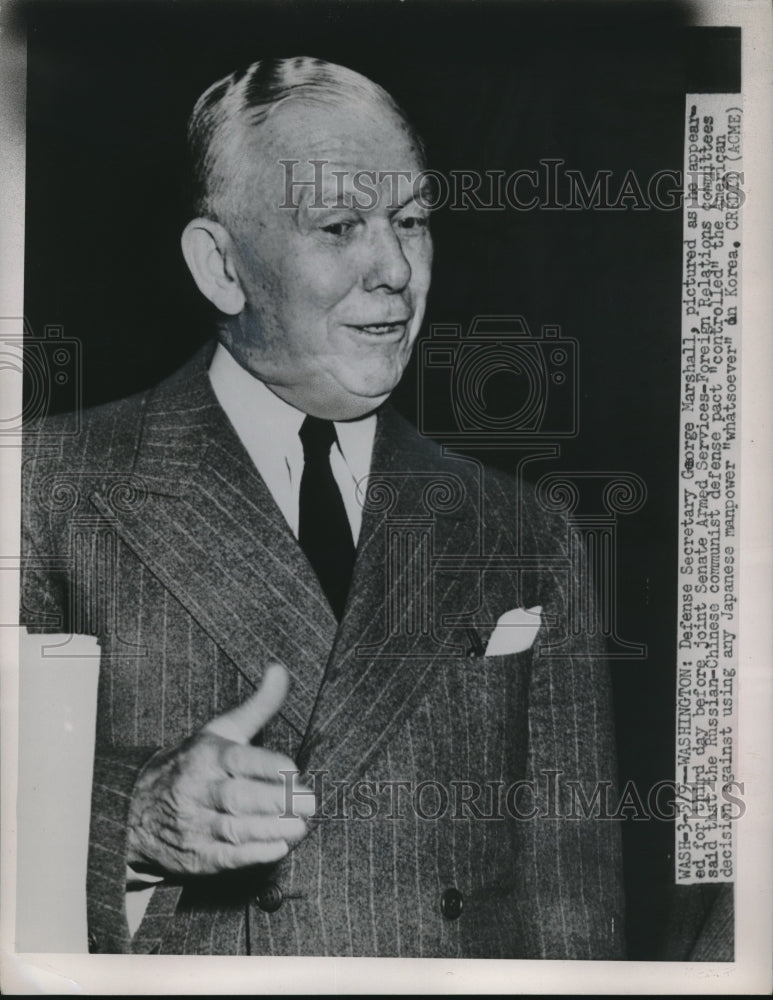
[222,98,433,420]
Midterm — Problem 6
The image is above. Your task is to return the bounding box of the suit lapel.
[89,348,336,738]
[297,406,484,794]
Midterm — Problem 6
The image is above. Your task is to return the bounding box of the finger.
[218,743,301,782]
[204,662,290,744]
[205,838,291,873]
[213,811,309,846]
[209,775,317,818]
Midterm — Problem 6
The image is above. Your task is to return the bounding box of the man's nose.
[362,223,412,293]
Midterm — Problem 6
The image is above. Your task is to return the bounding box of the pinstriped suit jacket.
[21,343,625,958]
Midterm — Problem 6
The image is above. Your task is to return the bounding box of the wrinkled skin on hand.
[127,663,316,877]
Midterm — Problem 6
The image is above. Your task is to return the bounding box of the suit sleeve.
[86,746,161,952]
[494,477,626,959]
[20,455,175,954]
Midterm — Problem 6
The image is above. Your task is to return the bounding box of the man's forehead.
[263,96,416,155]
[241,98,424,204]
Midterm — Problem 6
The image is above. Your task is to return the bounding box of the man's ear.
[181,218,246,315]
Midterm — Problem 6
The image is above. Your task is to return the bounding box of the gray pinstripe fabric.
[21,343,625,958]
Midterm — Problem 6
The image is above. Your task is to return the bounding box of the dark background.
[18,0,739,960]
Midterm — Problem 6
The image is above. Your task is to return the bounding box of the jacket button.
[87,930,99,953]
[440,887,464,920]
[256,881,283,913]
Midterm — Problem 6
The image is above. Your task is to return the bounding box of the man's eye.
[395,215,430,232]
[321,221,354,236]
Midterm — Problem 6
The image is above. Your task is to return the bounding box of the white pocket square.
[484,606,542,656]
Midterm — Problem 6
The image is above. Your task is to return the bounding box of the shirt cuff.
[126,864,164,888]
[125,865,164,937]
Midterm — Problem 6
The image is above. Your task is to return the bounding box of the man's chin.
[298,363,407,419]
[319,389,391,422]
[268,364,405,420]
[269,382,390,421]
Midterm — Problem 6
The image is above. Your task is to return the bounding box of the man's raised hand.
[127,662,315,877]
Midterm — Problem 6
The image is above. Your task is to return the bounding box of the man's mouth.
[348,321,408,336]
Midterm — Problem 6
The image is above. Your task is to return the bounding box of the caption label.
[676,94,742,885]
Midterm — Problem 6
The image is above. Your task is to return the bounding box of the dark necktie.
[298,416,356,620]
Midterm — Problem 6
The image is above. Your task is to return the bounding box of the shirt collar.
[207,342,377,480]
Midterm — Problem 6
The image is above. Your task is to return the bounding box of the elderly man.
[21,57,624,958]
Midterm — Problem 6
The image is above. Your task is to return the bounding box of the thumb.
[204,661,290,743]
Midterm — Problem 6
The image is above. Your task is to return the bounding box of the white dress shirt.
[209,342,376,544]
[126,343,378,935]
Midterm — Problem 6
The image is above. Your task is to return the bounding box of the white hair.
[187,56,425,223]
